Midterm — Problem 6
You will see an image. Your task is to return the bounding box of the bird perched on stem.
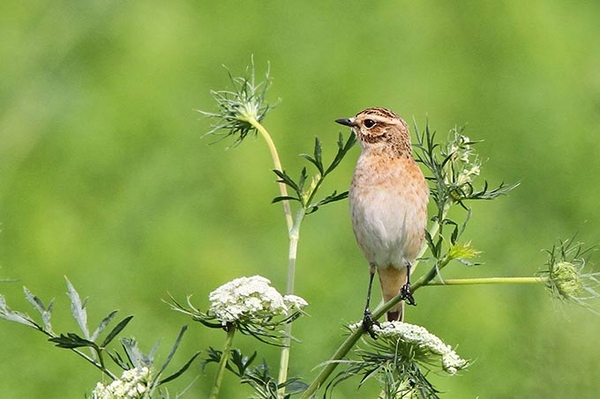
[336,107,429,336]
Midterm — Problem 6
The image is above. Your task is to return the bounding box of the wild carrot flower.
[91,367,152,399]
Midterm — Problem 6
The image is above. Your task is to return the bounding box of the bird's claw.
[400,283,416,306]
[362,310,380,339]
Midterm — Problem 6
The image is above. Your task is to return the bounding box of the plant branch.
[248,117,294,232]
[210,324,236,399]
[426,277,546,286]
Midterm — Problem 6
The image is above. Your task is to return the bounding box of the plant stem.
[72,347,117,380]
[427,277,546,285]
[249,117,294,232]
[247,117,302,397]
[300,326,364,399]
[277,208,306,398]
[210,324,236,399]
[37,329,118,380]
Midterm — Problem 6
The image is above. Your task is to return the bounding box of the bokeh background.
[1,1,599,398]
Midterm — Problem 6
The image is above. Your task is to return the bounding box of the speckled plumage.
[337,107,428,323]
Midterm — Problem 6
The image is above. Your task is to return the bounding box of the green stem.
[71,347,117,380]
[427,277,546,285]
[300,326,364,399]
[210,324,236,399]
[249,118,294,232]
[277,208,306,398]
[39,329,118,380]
[247,117,304,397]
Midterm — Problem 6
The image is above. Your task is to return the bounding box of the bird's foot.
[362,310,380,339]
[400,283,416,306]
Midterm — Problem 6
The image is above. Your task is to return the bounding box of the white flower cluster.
[92,367,151,399]
[208,275,308,325]
[378,321,468,374]
[350,321,468,375]
[444,132,481,187]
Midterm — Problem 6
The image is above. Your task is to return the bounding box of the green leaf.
[91,310,118,342]
[424,230,436,257]
[65,277,90,340]
[49,332,98,350]
[23,287,53,332]
[156,325,188,379]
[107,350,130,370]
[158,352,200,385]
[307,190,349,214]
[100,315,133,348]
[281,378,309,395]
[0,295,40,330]
[300,137,324,174]
[324,133,356,176]
[230,349,257,377]
[121,337,152,369]
[201,347,222,372]
[273,169,301,194]
[272,195,301,204]
[297,167,308,192]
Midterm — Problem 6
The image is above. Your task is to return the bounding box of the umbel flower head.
[542,237,599,309]
[373,321,468,375]
[198,59,277,146]
[350,321,468,375]
[92,367,152,399]
[335,321,468,398]
[170,275,307,344]
[208,275,307,325]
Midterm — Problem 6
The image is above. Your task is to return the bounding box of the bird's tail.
[377,266,408,322]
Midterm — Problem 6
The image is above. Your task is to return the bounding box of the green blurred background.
[1,1,599,397]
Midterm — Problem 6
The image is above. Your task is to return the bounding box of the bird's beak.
[335,117,356,127]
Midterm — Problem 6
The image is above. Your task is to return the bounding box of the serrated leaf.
[325,133,356,176]
[23,287,53,332]
[23,286,46,314]
[0,295,40,329]
[121,337,152,368]
[272,169,301,193]
[49,332,97,350]
[65,277,89,339]
[100,315,133,347]
[91,310,118,342]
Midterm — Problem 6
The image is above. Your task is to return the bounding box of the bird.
[336,107,429,335]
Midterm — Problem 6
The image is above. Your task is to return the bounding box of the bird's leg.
[362,264,380,339]
[399,262,416,306]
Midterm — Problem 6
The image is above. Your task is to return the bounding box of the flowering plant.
[0,60,598,399]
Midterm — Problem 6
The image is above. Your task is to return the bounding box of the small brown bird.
[336,107,428,333]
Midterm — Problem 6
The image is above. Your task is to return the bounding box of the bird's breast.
[349,155,428,268]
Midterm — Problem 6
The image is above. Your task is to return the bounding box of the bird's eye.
[363,119,376,129]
